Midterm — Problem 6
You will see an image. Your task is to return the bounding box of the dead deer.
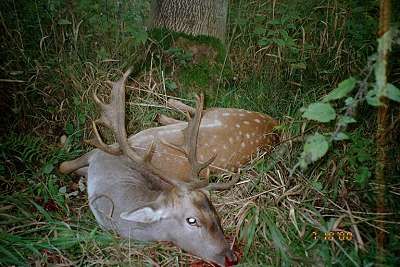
[60,95,278,182]
[61,69,237,266]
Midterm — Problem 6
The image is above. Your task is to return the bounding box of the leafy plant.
[0,134,44,174]
[239,206,259,257]
[256,17,298,52]
[295,29,400,170]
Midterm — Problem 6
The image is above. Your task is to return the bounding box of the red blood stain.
[189,236,243,267]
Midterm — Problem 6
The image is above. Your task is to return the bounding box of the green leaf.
[299,133,329,169]
[367,83,400,106]
[338,116,356,127]
[333,132,349,141]
[384,83,400,102]
[366,88,382,106]
[355,167,371,186]
[254,27,266,35]
[77,112,86,125]
[269,222,287,254]
[302,102,336,122]
[43,162,54,174]
[322,77,357,102]
[257,38,270,46]
[279,29,289,38]
[133,29,148,45]
[240,208,259,256]
[165,80,177,91]
[96,47,109,60]
[268,19,282,25]
[311,181,323,191]
[345,97,355,106]
[356,149,370,162]
[254,15,265,23]
[275,38,286,47]
[65,122,74,135]
[304,133,329,161]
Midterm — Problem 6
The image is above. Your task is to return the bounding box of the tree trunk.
[150,0,228,41]
[376,0,391,264]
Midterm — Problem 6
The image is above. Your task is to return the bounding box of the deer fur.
[60,104,279,181]
[88,150,233,264]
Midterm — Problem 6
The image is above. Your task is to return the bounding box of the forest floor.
[1,0,399,266]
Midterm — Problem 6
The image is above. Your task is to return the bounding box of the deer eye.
[186,217,199,226]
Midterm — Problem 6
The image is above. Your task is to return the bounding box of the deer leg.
[74,167,89,177]
[59,150,95,174]
[156,114,184,125]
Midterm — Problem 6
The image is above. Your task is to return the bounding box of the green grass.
[1,0,399,266]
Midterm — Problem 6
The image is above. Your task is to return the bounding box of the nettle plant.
[295,29,400,171]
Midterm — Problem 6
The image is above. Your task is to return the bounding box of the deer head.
[83,69,237,266]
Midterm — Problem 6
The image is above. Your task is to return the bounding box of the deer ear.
[120,205,166,223]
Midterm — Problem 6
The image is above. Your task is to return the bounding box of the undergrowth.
[1,0,399,266]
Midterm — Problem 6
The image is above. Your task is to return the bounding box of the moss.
[148,28,233,96]
[148,28,226,62]
[179,63,215,92]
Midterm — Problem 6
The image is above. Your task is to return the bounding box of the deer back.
[127,108,278,182]
[60,108,278,182]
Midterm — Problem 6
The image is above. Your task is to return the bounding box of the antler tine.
[84,121,122,155]
[187,171,241,191]
[185,94,217,180]
[167,98,196,115]
[90,68,154,165]
[203,171,241,191]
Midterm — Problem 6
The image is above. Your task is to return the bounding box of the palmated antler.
[87,69,159,178]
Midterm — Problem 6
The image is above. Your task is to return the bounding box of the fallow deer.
[60,91,278,182]
[61,69,238,266]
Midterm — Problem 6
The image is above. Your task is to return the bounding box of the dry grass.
[61,70,386,266]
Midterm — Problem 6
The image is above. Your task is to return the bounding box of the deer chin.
[224,248,237,266]
[173,238,232,267]
[207,248,236,267]
[211,256,225,267]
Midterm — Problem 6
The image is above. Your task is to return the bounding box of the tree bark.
[376,0,391,265]
[150,0,228,41]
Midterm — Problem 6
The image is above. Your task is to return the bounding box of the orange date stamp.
[312,230,353,241]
